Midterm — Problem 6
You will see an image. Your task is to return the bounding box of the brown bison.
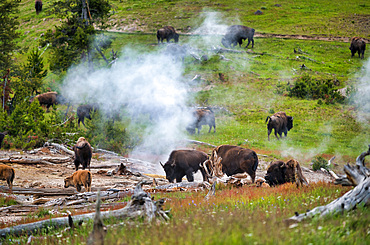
[264,159,308,187]
[30,92,65,112]
[157,26,179,43]
[265,111,293,141]
[77,104,99,127]
[221,25,255,48]
[64,170,92,192]
[206,145,259,183]
[186,108,216,135]
[160,149,209,183]
[349,37,366,59]
[0,164,15,190]
[73,137,92,171]
[35,0,42,15]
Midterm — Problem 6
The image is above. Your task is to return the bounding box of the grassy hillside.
[13,0,370,164]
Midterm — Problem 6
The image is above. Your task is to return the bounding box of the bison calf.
[157,26,179,43]
[221,25,255,48]
[264,159,308,187]
[64,170,92,192]
[73,137,92,171]
[0,164,15,190]
[349,37,366,59]
[186,108,216,135]
[265,111,293,141]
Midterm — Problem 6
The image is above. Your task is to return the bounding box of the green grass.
[3,183,369,245]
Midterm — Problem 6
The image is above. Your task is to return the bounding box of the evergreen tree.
[41,0,112,73]
[22,48,48,95]
[0,0,20,75]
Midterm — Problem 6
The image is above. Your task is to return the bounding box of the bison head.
[174,33,179,43]
[287,116,293,131]
[285,159,308,186]
[221,37,231,48]
[160,161,176,183]
[264,161,286,186]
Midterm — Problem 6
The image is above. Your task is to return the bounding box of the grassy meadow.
[2,0,370,244]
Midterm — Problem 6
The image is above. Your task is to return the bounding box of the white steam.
[61,48,191,158]
[353,58,370,122]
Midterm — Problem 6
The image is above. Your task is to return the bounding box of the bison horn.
[160,162,164,168]
[171,160,176,167]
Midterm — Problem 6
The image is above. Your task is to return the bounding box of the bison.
[206,145,259,183]
[160,149,209,183]
[221,25,255,49]
[349,37,366,59]
[64,170,92,192]
[0,164,15,190]
[265,111,293,141]
[77,104,99,127]
[73,137,92,171]
[264,159,308,187]
[157,26,179,43]
[35,0,42,15]
[186,108,216,134]
[30,92,65,112]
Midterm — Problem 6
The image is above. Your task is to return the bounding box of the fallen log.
[185,139,217,148]
[43,142,75,155]
[286,145,370,223]
[0,156,71,165]
[0,186,78,196]
[0,182,170,238]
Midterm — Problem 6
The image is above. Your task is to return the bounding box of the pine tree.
[41,0,112,73]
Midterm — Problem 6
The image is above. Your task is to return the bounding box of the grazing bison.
[157,26,179,43]
[264,159,308,187]
[35,0,42,15]
[186,108,216,134]
[221,25,255,48]
[265,111,293,141]
[77,104,99,127]
[0,164,15,190]
[64,170,92,192]
[208,145,259,183]
[160,150,209,183]
[73,137,92,171]
[30,92,65,112]
[349,37,366,59]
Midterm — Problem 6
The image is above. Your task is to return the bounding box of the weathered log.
[0,182,170,237]
[0,186,78,196]
[87,190,106,245]
[286,145,370,223]
[185,139,216,148]
[286,177,370,223]
[0,156,71,165]
[43,142,75,155]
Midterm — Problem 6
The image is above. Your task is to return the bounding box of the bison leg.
[76,184,82,192]
[185,168,194,182]
[74,160,80,171]
[275,130,280,140]
[267,128,272,141]
[6,179,12,190]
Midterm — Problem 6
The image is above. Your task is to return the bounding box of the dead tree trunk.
[286,145,370,223]
[0,182,170,238]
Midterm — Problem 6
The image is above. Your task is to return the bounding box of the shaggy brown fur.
[30,92,64,112]
[157,26,179,43]
[349,37,366,59]
[73,137,92,171]
[0,164,15,190]
[186,108,216,134]
[264,159,308,187]
[64,170,92,192]
[265,111,293,141]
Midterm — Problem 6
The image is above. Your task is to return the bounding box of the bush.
[311,155,329,171]
[288,74,345,104]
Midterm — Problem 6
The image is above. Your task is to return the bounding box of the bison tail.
[265,116,270,123]
[87,171,92,184]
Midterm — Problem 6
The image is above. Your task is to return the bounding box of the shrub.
[311,155,329,171]
[288,74,345,104]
